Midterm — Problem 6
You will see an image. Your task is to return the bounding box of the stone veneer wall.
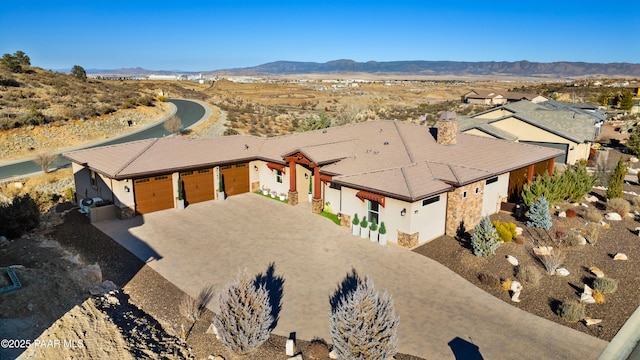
[251,181,260,193]
[312,198,323,214]
[288,191,299,206]
[339,213,351,228]
[445,180,485,236]
[397,231,419,248]
[437,118,458,146]
[116,205,135,219]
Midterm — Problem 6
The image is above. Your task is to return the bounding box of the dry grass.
[607,198,630,217]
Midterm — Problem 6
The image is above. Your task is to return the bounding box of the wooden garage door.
[180,169,214,204]
[134,175,174,214]
[220,163,249,196]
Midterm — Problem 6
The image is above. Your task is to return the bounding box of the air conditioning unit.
[79,197,102,214]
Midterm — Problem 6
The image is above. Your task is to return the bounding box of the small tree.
[470,216,500,257]
[71,65,87,82]
[627,124,640,156]
[527,196,552,230]
[164,115,183,134]
[330,276,399,359]
[34,152,58,173]
[618,89,634,111]
[213,269,273,355]
[606,157,626,200]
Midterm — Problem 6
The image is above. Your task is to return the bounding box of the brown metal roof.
[64,119,562,200]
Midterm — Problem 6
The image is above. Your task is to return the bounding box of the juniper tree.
[212,269,273,355]
[527,196,552,230]
[330,276,399,360]
[470,216,500,257]
[606,157,626,200]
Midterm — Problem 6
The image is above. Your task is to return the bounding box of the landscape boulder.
[604,212,622,221]
[555,268,570,276]
[581,285,595,304]
[506,255,519,266]
[589,266,605,278]
[613,253,628,261]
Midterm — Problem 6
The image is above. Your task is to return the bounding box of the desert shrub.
[307,338,330,360]
[522,165,596,206]
[179,284,214,322]
[607,198,630,217]
[557,301,585,323]
[0,194,40,238]
[592,289,605,304]
[501,279,512,291]
[514,236,525,245]
[213,269,273,355]
[565,230,585,247]
[492,221,516,242]
[478,273,501,288]
[631,195,640,208]
[593,277,618,294]
[534,246,565,275]
[470,217,500,257]
[585,224,600,245]
[527,196,552,230]
[515,265,542,287]
[157,95,167,102]
[330,276,399,360]
[606,157,627,200]
[583,209,603,223]
[565,208,577,218]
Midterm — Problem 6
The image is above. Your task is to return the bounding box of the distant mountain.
[215,59,640,78]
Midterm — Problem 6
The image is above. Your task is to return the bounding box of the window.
[329,182,341,190]
[485,176,498,185]
[90,170,97,187]
[198,169,210,174]
[275,169,283,183]
[368,200,380,224]
[474,187,480,194]
[422,195,440,206]
[462,191,467,199]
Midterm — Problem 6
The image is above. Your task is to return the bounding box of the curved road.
[0,99,208,181]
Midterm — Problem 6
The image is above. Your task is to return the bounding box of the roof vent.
[244,144,249,150]
[383,141,389,145]
[322,129,327,134]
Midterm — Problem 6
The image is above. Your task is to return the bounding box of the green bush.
[352,213,359,226]
[0,194,40,238]
[522,164,596,207]
[607,198,630,217]
[527,196,552,230]
[556,301,585,323]
[606,157,626,200]
[379,222,387,235]
[492,221,517,242]
[593,277,618,294]
[370,217,378,231]
[359,215,368,229]
[471,217,500,257]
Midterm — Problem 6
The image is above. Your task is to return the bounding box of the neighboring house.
[457,100,601,165]
[461,90,507,106]
[630,86,640,114]
[64,116,560,248]
[462,89,547,105]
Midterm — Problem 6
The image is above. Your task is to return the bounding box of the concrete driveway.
[94,193,607,359]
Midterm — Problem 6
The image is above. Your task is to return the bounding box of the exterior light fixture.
[124,186,130,193]
[305,173,309,179]
[254,165,258,171]
[400,208,406,216]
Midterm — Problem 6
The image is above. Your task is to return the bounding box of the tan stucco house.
[64,114,560,248]
[458,100,602,165]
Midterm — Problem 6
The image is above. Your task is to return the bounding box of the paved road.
[94,194,608,359]
[0,99,207,181]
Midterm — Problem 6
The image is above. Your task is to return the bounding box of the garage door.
[220,163,249,196]
[520,141,569,164]
[134,175,174,214]
[180,169,214,204]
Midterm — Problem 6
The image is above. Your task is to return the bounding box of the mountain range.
[87,59,640,78]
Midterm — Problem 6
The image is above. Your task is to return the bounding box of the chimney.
[437,111,458,146]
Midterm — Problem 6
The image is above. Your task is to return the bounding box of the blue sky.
[1,1,638,71]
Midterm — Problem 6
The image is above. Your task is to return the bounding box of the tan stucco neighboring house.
[64,115,560,248]
[457,100,601,165]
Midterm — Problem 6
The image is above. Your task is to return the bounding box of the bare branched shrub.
[307,338,330,360]
[585,224,600,245]
[34,152,58,173]
[516,265,542,286]
[534,246,565,275]
[213,269,273,355]
[607,198,630,217]
[478,273,501,288]
[330,276,399,360]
